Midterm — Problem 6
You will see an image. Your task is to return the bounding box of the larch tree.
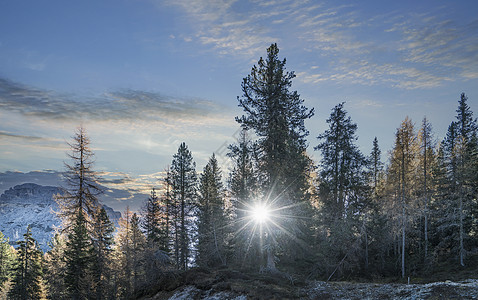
[418,117,435,262]
[197,154,227,267]
[56,127,102,229]
[55,127,102,299]
[130,213,146,293]
[235,43,314,271]
[386,117,419,278]
[170,142,197,270]
[115,207,133,298]
[367,137,391,274]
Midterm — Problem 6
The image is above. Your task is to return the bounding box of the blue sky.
[1,0,477,211]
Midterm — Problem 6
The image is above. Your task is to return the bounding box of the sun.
[251,204,271,223]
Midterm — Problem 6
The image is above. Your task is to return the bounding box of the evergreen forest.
[0,44,477,299]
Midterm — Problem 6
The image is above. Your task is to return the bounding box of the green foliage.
[44,233,67,299]
[314,102,370,278]
[170,142,198,270]
[91,207,115,299]
[9,226,46,300]
[142,188,162,248]
[227,129,262,269]
[0,231,14,286]
[114,208,146,297]
[197,154,227,267]
[235,43,315,271]
[64,211,93,299]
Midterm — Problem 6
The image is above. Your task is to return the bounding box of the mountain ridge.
[0,182,121,252]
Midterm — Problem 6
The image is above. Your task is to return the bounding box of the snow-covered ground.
[307,279,478,300]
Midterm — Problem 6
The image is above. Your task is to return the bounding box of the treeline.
[0,43,477,299]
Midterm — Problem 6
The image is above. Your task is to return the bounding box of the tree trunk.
[402,206,405,278]
[459,192,465,267]
[365,230,369,271]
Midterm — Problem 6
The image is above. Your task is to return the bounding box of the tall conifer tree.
[314,102,369,277]
[9,226,46,300]
[197,154,227,267]
[170,142,197,270]
[142,188,161,249]
[236,43,314,271]
[91,207,115,300]
[0,231,14,288]
[56,127,101,298]
[418,117,435,262]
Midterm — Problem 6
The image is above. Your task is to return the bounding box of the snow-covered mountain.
[0,183,121,252]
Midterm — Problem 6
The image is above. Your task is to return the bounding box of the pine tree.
[91,207,115,300]
[159,169,172,253]
[64,211,93,299]
[197,154,227,267]
[436,93,477,267]
[0,231,14,288]
[315,103,368,220]
[44,233,67,299]
[227,129,260,267]
[9,226,46,300]
[170,142,197,270]
[365,137,384,272]
[314,102,369,277]
[228,129,258,220]
[454,93,477,266]
[142,188,161,249]
[236,43,314,271]
[370,137,383,193]
[430,141,456,264]
[141,186,171,285]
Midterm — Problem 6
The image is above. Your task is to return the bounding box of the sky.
[1,0,477,212]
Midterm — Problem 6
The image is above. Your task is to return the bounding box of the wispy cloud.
[164,1,478,90]
[0,77,229,124]
[295,5,478,89]
[0,131,45,141]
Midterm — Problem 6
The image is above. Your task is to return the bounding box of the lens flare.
[251,204,271,223]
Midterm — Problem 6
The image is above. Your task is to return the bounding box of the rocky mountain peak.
[0,183,120,252]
